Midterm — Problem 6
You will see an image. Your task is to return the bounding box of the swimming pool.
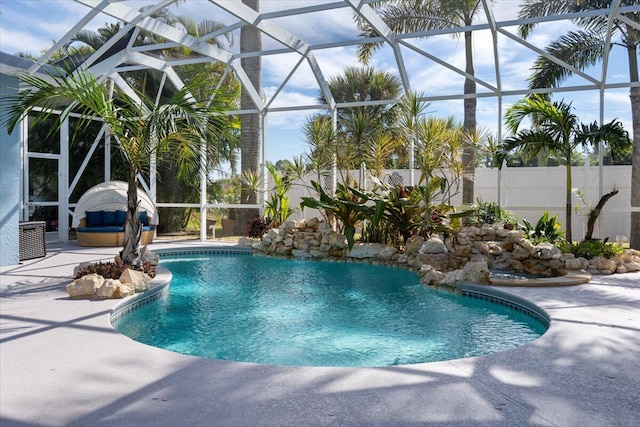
[113,251,548,367]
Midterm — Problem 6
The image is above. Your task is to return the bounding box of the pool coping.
[2,240,639,426]
[488,270,592,287]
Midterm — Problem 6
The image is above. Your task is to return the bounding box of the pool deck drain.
[2,240,639,427]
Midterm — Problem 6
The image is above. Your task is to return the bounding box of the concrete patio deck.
[1,240,639,427]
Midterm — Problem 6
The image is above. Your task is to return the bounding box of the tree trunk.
[585,189,618,241]
[462,29,477,205]
[565,156,572,243]
[628,42,640,249]
[235,0,261,235]
[120,169,142,264]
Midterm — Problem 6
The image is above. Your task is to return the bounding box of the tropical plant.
[245,216,273,238]
[502,95,631,242]
[557,238,623,260]
[398,91,430,178]
[263,162,295,227]
[73,260,156,280]
[59,8,240,233]
[517,0,640,249]
[471,198,516,225]
[302,114,337,184]
[357,0,494,205]
[303,66,403,180]
[2,70,226,263]
[300,181,370,249]
[520,211,565,244]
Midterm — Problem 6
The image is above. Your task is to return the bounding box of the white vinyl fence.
[285,165,633,243]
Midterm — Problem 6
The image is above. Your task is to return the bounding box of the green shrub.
[74,260,156,280]
[557,239,623,259]
[470,198,516,225]
[520,211,565,244]
[245,216,273,238]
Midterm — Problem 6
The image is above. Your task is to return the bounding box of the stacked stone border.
[241,218,640,289]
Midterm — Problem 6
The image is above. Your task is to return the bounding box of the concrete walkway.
[1,241,639,427]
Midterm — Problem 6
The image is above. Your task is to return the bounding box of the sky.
[0,0,635,163]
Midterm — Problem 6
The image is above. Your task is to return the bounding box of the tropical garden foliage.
[500,95,631,243]
[2,70,227,263]
[517,0,640,248]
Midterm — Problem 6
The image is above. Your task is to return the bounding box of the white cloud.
[264,88,320,114]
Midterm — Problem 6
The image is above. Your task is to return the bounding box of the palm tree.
[502,95,631,243]
[234,0,262,234]
[517,0,640,248]
[304,66,403,177]
[2,71,226,263]
[327,66,402,130]
[357,0,492,205]
[68,11,239,233]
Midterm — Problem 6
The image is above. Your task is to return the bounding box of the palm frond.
[529,30,605,89]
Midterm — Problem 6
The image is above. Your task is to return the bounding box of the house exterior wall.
[0,72,20,266]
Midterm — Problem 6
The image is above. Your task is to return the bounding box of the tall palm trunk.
[462,29,477,205]
[628,43,640,249]
[565,150,573,243]
[235,0,261,235]
[121,169,142,263]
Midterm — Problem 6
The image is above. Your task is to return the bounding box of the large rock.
[418,265,446,286]
[66,273,104,298]
[419,237,448,254]
[625,262,640,272]
[119,269,151,292]
[564,258,583,270]
[280,220,297,235]
[291,249,313,259]
[404,235,424,256]
[96,279,122,298]
[306,217,320,229]
[531,242,561,260]
[348,243,388,259]
[459,261,490,285]
[590,256,617,274]
[116,282,135,298]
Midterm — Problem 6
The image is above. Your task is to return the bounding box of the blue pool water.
[113,254,547,367]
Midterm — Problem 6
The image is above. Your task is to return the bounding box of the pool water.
[113,254,547,367]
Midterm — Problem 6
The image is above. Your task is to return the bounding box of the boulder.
[420,237,447,254]
[291,249,313,259]
[280,220,297,235]
[119,269,151,292]
[376,245,397,260]
[404,235,425,256]
[238,236,258,247]
[531,242,561,260]
[625,262,640,272]
[348,243,388,259]
[96,279,122,298]
[564,258,583,270]
[458,261,491,285]
[66,273,104,298]
[116,282,135,298]
[590,256,617,274]
[417,264,447,286]
[309,250,328,259]
[318,221,332,233]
